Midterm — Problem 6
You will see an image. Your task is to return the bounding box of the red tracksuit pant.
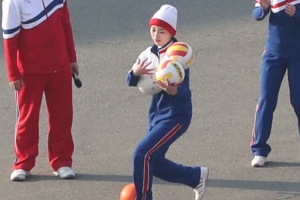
[13,69,74,171]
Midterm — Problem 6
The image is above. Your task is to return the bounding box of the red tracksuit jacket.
[2,0,77,82]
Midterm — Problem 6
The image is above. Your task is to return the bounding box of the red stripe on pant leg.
[250,104,259,146]
[141,124,182,200]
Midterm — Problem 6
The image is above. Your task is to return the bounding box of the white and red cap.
[149,4,177,36]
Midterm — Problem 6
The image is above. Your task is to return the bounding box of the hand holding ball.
[137,61,162,95]
[136,42,193,95]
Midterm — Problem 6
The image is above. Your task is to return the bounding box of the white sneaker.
[10,169,31,181]
[251,156,267,167]
[53,167,75,179]
[194,167,209,200]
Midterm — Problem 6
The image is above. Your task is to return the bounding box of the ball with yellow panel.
[155,60,185,86]
[165,42,194,69]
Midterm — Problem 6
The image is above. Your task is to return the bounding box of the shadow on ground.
[24,164,300,193]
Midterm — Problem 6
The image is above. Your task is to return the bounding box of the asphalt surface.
[0,0,300,200]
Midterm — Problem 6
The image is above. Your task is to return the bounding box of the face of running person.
[150,25,172,46]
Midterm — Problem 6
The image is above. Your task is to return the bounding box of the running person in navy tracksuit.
[126,5,209,200]
[251,0,300,167]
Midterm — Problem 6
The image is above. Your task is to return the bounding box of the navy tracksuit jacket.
[126,39,200,200]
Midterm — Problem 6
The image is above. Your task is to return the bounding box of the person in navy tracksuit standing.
[126,4,209,200]
[250,0,300,167]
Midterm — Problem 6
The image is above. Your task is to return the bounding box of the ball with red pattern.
[156,60,185,86]
[166,42,194,69]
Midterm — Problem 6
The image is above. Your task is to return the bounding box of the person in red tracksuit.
[2,0,79,181]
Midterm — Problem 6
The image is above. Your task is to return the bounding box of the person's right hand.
[285,3,296,17]
[9,79,24,91]
[258,0,270,10]
[132,58,154,76]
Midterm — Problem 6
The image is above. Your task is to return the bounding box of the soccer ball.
[165,42,194,69]
[120,183,136,200]
[155,60,185,86]
[137,61,162,95]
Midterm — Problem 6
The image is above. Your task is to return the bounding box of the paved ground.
[0,0,300,199]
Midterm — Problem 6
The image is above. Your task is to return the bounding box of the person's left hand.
[286,3,296,17]
[71,62,79,75]
[9,79,24,91]
[156,79,178,96]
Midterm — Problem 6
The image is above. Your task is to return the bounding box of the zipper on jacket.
[41,0,58,72]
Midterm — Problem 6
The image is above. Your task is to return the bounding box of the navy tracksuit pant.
[251,51,300,157]
[133,117,200,200]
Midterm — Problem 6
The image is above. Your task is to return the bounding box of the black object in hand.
[72,71,82,88]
